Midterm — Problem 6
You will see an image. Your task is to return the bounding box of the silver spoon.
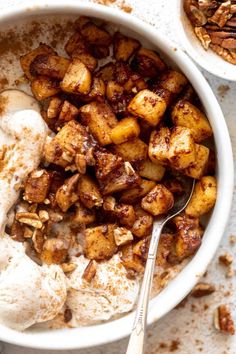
[126,178,195,354]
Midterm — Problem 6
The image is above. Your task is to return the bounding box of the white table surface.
[0,0,236,353]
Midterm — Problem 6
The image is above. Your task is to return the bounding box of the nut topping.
[210,43,236,63]
[184,0,236,62]
[191,282,215,297]
[38,210,50,222]
[208,1,232,28]
[184,0,208,26]
[82,260,97,282]
[195,26,212,49]
[61,262,77,273]
[32,229,45,253]
[15,212,43,229]
[219,253,233,266]
[214,305,235,335]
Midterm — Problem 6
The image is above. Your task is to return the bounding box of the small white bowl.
[177,0,236,81]
[0,0,234,350]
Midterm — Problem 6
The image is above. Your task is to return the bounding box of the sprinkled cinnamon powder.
[170,339,180,352]
[0,95,8,116]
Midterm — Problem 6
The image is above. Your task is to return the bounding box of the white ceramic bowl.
[0,0,234,350]
[177,0,236,81]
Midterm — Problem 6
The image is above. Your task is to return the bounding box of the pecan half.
[191,282,215,297]
[219,253,233,266]
[195,27,212,49]
[209,30,236,49]
[210,43,236,64]
[214,305,235,335]
[208,1,232,28]
[184,0,207,26]
[198,0,218,12]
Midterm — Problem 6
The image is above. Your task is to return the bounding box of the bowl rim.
[0,0,234,350]
[176,0,236,81]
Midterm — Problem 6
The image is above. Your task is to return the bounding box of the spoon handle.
[126,220,164,354]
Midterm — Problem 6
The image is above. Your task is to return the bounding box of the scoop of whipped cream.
[0,90,67,331]
[66,254,140,326]
[0,236,67,331]
[0,89,48,230]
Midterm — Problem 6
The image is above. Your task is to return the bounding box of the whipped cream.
[66,254,140,326]
[0,90,67,331]
[0,236,67,331]
[0,89,47,230]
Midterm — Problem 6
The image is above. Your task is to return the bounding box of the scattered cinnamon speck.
[159,342,168,349]
[217,85,230,98]
[170,339,180,352]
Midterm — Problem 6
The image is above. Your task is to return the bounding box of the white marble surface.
[0,0,236,353]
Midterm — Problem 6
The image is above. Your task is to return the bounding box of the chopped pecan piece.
[15,212,43,229]
[61,262,77,273]
[38,210,49,222]
[214,305,235,335]
[219,253,233,267]
[32,229,45,253]
[82,260,97,282]
[191,282,215,297]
